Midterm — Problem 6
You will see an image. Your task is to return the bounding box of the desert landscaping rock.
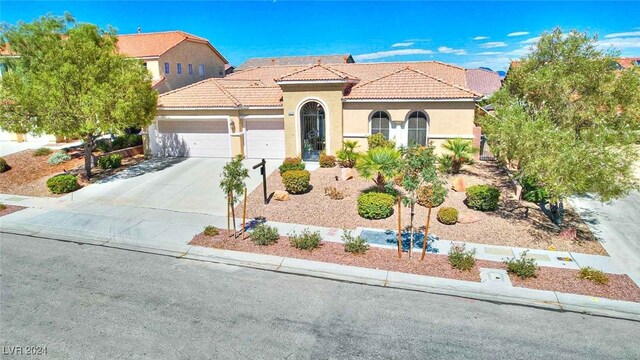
[458,213,481,224]
[273,190,289,201]
[452,176,466,192]
[341,167,357,181]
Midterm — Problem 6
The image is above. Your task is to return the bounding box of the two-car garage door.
[244,119,285,159]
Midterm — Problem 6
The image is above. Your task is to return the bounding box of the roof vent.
[271,59,275,65]
[343,56,348,63]
[137,27,141,34]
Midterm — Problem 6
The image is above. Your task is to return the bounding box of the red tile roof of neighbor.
[116,31,228,63]
[465,68,502,97]
[158,61,482,108]
[617,57,640,69]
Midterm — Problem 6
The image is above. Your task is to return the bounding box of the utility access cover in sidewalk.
[480,268,512,287]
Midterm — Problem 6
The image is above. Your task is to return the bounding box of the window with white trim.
[188,64,193,75]
[177,63,182,75]
[164,62,170,74]
[407,111,428,146]
[370,111,391,139]
[199,64,205,77]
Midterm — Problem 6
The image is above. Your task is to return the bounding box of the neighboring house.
[117,30,228,93]
[615,57,640,69]
[235,54,354,71]
[465,68,502,98]
[150,61,485,160]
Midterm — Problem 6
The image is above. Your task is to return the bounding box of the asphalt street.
[1,233,639,359]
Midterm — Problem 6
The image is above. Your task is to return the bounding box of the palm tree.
[336,140,360,168]
[356,147,401,191]
[441,138,478,174]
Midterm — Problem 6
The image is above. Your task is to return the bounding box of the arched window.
[370,111,391,139]
[407,111,428,146]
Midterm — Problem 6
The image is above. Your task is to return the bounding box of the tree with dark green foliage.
[220,155,249,234]
[482,28,640,224]
[0,14,157,178]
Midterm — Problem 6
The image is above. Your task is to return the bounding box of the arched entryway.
[300,101,326,161]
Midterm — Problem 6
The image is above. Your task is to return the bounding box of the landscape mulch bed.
[237,161,606,255]
[0,205,26,217]
[0,149,145,197]
[190,232,640,303]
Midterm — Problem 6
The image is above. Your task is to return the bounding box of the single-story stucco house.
[152,60,492,161]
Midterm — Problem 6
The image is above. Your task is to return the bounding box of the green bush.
[578,267,609,285]
[289,229,322,250]
[448,244,476,271]
[46,174,80,194]
[367,133,396,149]
[95,138,112,153]
[437,154,454,173]
[0,157,9,173]
[250,224,280,246]
[437,207,459,225]
[111,134,142,150]
[47,151,71,165]
[279,157,305,174]
[281,170,310,194]
[521,176,550,203]
[319,152,336,168]
[342,230,369,254]
[357,192,395,219]
[0,203,6,210]
[203,225,220,237]
[416,184,446,207]
[336,140,359,168]
[505,251,537,279]
[33,147,52,156]
[465,184,500,211]
[98,154,122,169]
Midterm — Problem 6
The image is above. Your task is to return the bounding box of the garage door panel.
[154,120,230,158]
[245,119,285,159]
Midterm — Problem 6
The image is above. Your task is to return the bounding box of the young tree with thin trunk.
[0,14,157,178]
[220,155,249,236]
[482,28,640,225]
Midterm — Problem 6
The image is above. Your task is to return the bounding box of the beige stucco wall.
[144,60,161,80]
[158,41,226,92]
[280,84,345,157]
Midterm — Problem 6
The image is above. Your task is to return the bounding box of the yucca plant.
[441,138,478,174]
[336,140,360,168]
[356,147,401,191]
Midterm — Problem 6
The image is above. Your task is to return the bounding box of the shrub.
[448,244,476,271]
[367,133,396,149]
[505,251,537,279]
[416,184,446,207]
[324,186,345,200]
[342,230,369,254]
[289,229,322,250]
[437,207,459,225]
[357,192,395,219]
[279,157,305,174]
[46,174,80,194]
[203,225,220,237]
[336,140,359,168]
[578,267,609,285]
[33,147,52,156]
[319,152,336,168]
[250,224,280,246]
[0,203,6,210]
[437,154,454,173]
[47,151,71,165]
[95,138,112,153]
[111,134,142,150]
[98,154,122,169]
[441,138,477,174]
[282,170,310,194]
[465,184,500,211]
[521,176,550,203]
[0,157,9,173]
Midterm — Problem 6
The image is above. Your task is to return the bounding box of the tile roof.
[236,54,354,70]
[116,31,228,63]
[465,68,502,97]
[276,64,358,82]
[617,57,640,69]
[159,61,477,108]
[345,67,479,100]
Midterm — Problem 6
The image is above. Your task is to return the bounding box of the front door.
[300,101,326,161]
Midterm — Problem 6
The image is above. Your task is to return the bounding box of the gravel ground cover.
[0,205,26,217]
[237,161,605,255]
[191,231,640,302]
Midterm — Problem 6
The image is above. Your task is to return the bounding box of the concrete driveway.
[68,157,279,215]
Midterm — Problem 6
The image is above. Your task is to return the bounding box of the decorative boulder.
[452,177,466,192]
[273,190,290,201]
[341,168,357,181]
[458,213,481,224]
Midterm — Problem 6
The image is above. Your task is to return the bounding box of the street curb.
[3,229,640,321]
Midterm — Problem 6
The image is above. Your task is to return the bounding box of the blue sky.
[2,1,639,71]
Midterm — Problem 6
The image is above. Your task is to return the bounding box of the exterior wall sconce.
[229,120,236,133]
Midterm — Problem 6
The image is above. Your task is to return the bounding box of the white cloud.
[597,37,640,51]
[473,36,489,40]
[391,42,414,48]
[405,38,431,42]
[604,31,640,38]
[476,51,503,56]
[507,31,530,37]
[520,36,541,44]
[479,42,508,49]
[353,49,434,61]
[438,46,467,55]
